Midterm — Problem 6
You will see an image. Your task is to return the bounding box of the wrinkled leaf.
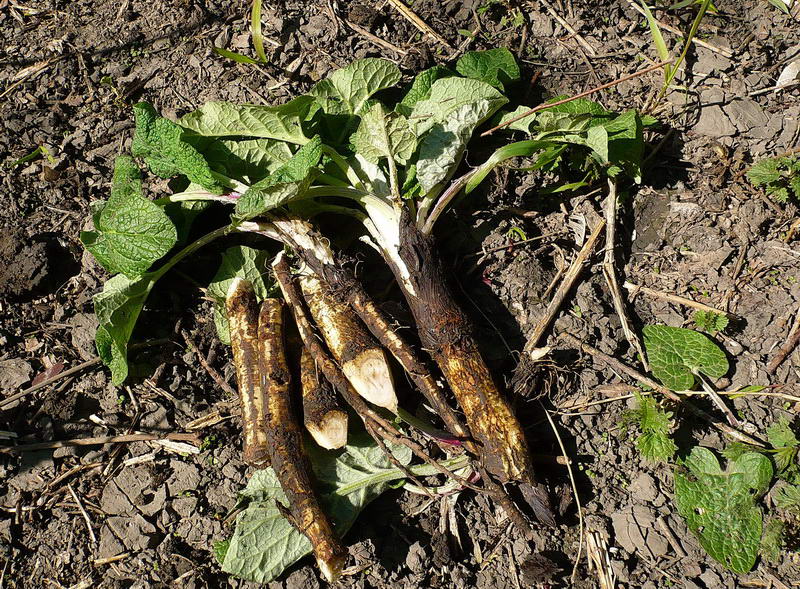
[221,432,412,583]
[675,447,771,573]
[351,103,416,165]
[81,156,177,278]
[234,137,322,221]
[131,103,223,192]
[94,272,158,385]
[199,138,293,182]
[417,100,494,192]
[179,97,313,145]
[208,246,273,345]
[456,48,520,90]
[409,77,507,136]
[310,58,401,115]
[643,325,729,390]
[396,66,453,117]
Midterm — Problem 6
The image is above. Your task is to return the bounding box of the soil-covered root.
[257,298,347,582]
[225,277,270,467]
[298,268,398,413]
[392,211,556,525]
[300,346,348,449]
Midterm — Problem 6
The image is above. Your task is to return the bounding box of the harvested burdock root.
[226,278,270,467]
[258,298,347,582]
[300,347,348,449]
[299,268,398,413]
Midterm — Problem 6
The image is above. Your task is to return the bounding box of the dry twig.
[624,281,732,316]
[385,0,453,49]
[1,432,199,454]
[767,306,800,374]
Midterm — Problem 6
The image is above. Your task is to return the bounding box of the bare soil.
[1,1,799,587]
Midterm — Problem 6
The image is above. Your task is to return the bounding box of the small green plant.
[692,310,729,335]
[747,153,800,203]
[621,393,677,461]
[674,447,772,574]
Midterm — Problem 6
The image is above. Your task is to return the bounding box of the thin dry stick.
[541,403,584,582]
[525,220,606,353]
[385,0,453,49]
[1,432,200,454]
[539,0,596,56]
[67,483,97,546]
[0,339,170,411]
[346,20,409,55]
[623,281,732,316]
[602,179,648,371]
[768,306,800,374]
[481,60,673,136]
[559,333,765,447]
[624,0,734,58]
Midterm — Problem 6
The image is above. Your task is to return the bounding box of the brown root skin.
[299,271,397,412]
[257,298,347,582]
[393,210,555,526]
[300,347,348,450]
[225,278,270,467]
[269,215,468,440]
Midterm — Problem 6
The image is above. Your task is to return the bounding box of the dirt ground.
[1,0,800,587]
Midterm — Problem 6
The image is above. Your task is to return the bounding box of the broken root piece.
[258,298,347,583]
[225,278,270,467]
[301,347,348,449]
[299,269,398,413]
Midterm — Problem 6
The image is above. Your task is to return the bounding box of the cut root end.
[343,349,397,413]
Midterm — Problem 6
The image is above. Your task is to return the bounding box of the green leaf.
[494,106,538,133]
[623,395,676,462]
[81,156,178,278]
[220,431,412,583]
[199,137,293,182]
[692,310,729,335]
[351,103,416,166]
[643,325,729,390]
[760,519,785,563]
[207,246,273,345]
[163,197,211,244]
[93,272,159,385]
[234,136,322,221]
[417,100,497,192]
[396,66,453,117]
[309,58,401,115]
[767,418,798,450]
[131,103,223,193]
[455,48,520,90]
[539,96,609,116]
[639,1,672,68]
[212,47,260,65]
[585,125,609,164]
[179,96,314,145]
[409,77,508,136]
[774,483,800,511]
[747,157,783,186]
[674,447,772,574]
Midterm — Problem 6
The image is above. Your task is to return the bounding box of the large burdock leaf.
[351,103,416,165]
[643,325,729,390]
[310,58,401,115]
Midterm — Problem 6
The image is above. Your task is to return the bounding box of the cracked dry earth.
[1,0,800,587]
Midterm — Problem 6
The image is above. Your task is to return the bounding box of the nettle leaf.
[417,100,495,192]
[410,77,508,136]
[208,246,273,345]
[310,58,401,115]
[456,47,520,90]
[81,156,178,278]
[693,310,729,335]
[774,484,800,511]
[768,418,799,450]
[624,395,676,462]
[234,137,322,221]
[179,96,313,145]
[396,66,453,117]
[221,431,412,583]
[94,272,158,385]
[351,103,416,165]
[131,103,223,193]
[643,325,729,390]
[674,447,772,574]
[747,157,783,186]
